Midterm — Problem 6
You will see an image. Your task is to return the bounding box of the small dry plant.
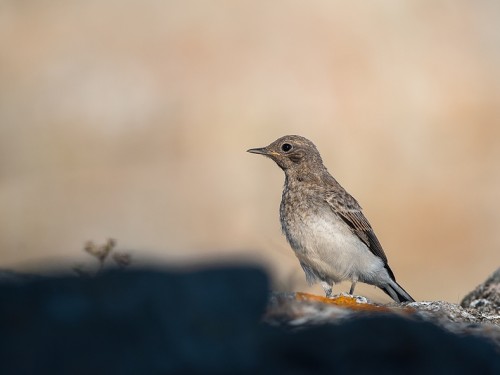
[73,238,131,277]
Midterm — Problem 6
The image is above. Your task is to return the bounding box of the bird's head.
[247,135,324,173]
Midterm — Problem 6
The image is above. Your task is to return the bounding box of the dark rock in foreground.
[0,267,499,374]
[0,267,268,374]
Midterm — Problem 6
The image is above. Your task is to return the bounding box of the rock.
[461,268,500,316]
[408,301,500,348]
[0,267,269,374]
[0,266,498,374]
[0,269,40,283]
[264,314,500,375]
[267,292,500,349]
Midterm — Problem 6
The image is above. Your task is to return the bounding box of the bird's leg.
[349,281,357,295]
[321,281,333,298]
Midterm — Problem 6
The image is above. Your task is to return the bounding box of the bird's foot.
[320,281,333,298]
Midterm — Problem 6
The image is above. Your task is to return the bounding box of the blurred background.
[1,0,499,303]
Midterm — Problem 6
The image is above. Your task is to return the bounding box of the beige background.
[1,1,499,302]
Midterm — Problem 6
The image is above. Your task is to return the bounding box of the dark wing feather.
[325,188,389,266]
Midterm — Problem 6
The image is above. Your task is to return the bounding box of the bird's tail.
[381,280,415,303]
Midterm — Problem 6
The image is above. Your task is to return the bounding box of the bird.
[247,135,414,303]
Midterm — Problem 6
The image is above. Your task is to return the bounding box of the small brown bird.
[248,135,414,302]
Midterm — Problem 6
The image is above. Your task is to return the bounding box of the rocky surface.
[267,291,500,350]
[0,266,498,374]
[461,268,500,316]
[266,268,500,349]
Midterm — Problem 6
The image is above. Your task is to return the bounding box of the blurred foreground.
[0,266,499,374]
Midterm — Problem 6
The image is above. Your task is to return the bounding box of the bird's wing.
[325,189,389,265]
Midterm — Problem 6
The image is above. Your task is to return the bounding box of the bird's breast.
[279,187,384,283]
[280,187,333,253]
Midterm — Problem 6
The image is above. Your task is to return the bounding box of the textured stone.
[461,268,500,317]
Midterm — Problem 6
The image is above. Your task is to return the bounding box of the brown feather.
[325,190,389,265]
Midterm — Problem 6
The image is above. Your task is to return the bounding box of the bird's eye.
[281,143,292,152]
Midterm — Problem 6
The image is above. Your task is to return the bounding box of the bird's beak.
[247,147,269,155]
